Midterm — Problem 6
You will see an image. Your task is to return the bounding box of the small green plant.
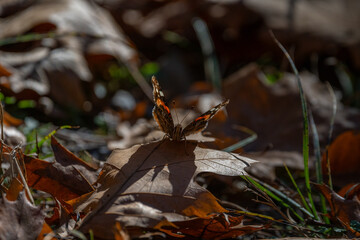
[239,31,342,237]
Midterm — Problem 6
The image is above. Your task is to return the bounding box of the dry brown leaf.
[24,137,98,201]
[44,201,61,227]
[338,183,360,200]
[108,119,153,150]
[0,0,137,112]
[0,191,45,240]
[0,145,19,180]
[0,110,26,147]
[36,223,55,240]
[114,222,130,240]
[322,130,360,184]
[3,111,23,127]
[223,64,360,180]
[45,197,76,228]
[224,64,359,152]
[3,125,26,147]
[0,63,12,77]
[50,136,98,192]
[25,156,80,202]
[314,184,360,236]
[74,139,256,239]
[159,213,265,240]
[104,0,360,72]
[243,0,360,44]
[5,177,24,201]
[246,151,306,182]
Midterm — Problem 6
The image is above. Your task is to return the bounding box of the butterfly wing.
[151,76,175,135]
[182,99,229,136]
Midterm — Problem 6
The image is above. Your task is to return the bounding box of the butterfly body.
[172,124,184,141]
[151,76,229,141]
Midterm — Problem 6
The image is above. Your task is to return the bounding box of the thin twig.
[0,101,4,141]
[127,63,153,101]
[324,82,337,190]
[11,146,35,205]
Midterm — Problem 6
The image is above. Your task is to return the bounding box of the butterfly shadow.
[115,139,197,197]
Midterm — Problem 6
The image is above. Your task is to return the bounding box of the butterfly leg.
[161,133,170,141]
[184,136,189,156]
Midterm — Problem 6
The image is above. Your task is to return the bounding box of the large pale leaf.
[74,139,256,238]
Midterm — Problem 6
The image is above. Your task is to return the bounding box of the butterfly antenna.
[172,100,180,124]
[180,105,195,124]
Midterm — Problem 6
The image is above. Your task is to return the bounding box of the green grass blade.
[309,111,329,223]
[192,18,222,91]
[251,176,314,218]
[283,164,312,214]
[0,32,55,46]
[309,111,322,184]
[30,125,77,154]
[243,176,306,222]
[269,30,319,221]
[222,126,257,152]
[335,63,353,98]
[69,230,88,240]
[89,229,94,240]
[234,210,275,221]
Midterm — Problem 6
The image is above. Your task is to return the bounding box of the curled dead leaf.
[0,63,12,77]
[50,137,98,191]
[3,111,23,127]
[114,222,130,240]
[36,223,55,240]
[314,183,360,236]
[24,137,98,201]
[338,183,360,200]
[159,213,266,239]
[322,130,360,184]
[5,177,23,201]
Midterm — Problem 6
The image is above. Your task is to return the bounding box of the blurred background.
[0,0,359,183]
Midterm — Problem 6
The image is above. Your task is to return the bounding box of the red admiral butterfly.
[152,76,229,141]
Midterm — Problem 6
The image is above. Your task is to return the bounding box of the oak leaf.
[74,139,256,239]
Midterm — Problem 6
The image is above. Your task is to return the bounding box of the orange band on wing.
[195,115,210,121]
[157,99,171,114]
